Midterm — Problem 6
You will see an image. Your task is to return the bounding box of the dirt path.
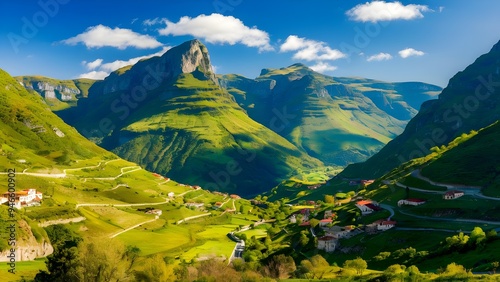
[110,216,159,238]
[176,213,212,224]
[75,198,169,209]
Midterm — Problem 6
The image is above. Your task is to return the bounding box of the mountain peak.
[161,39,215,80]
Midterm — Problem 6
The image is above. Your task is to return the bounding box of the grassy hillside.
[0,69,113,170]
[342,39,500,179]
[220,64,440,167]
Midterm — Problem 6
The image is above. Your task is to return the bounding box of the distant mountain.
[60,40,323,196]
[0,69,113,168]
[341,40,500,179]
[219,64,441,166]
[15,76,96,111]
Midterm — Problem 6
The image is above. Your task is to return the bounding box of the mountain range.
[12,39,442,195]
[341,39,500,179]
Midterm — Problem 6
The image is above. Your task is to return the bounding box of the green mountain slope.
[61,40,323,196]
[342,39,500,178]
[219,64,441,166]
[15,76,96,111]
[0,69,113,169]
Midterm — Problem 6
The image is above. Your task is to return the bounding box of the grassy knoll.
[0,259,47,282]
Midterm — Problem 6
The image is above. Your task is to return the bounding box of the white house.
[319,218,333,227]
[167,192,175,198]
[289,215,297,224]
[355,200,381,215]
[2,189,42,209]
[443,190,464,200]
[376,220,396,231]
[398,198,426,206]
[317,236,336,252]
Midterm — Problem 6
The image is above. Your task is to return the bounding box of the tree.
[324,195,335,204]
[343,257,367,275]
[263,254,296,279]
[310,218,320,228]
[77,237,130,282]
[384,264,405,281]
[470,226,486,246]
[491,261,499,274]
[134,254,174,282]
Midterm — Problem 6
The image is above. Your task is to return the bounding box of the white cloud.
[367,52,393,62]
[84,58,103,70]
[439,6,445,13]
[280,35,346,61]
[131,18,138,24]
[399,48,425,58]
[158,13,273,52]
[143,17,164,26]
[78,71,109,80]
[78,46,170,80]
[309,62,337,73]
[62,24,163,49]
[346,1,431,23]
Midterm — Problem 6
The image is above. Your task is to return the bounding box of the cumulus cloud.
[399,48,425,58]
[83,58,103,70]
[78,71,109,80]
[158,13,273,52]
[309,62,337,73]
[346,1,431,23]
[280,35,346,61]
[79,47,170,80]
[62,24,163,49]
[367,52,393,62]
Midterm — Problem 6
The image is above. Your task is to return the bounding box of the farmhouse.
[289,215,297,223]
[230,194,240,199]
[145,209,162,216]
[398,198,426,206]
[1,189,43,209]
[376,220,397,231]
[355,200,381,215]
[319,218,333,227]
[317,235,336,252]
[360,179,375,186]
[443,190,464,200]
[167,192,175,198]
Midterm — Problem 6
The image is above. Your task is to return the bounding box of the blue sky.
[1,1,500,87]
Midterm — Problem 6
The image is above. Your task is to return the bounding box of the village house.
[376,220,397,231]
[289,214,297,224]
[299,221,311,227]
[319,218,333,227]
[317,235,336,252]
[324,210,334,218]
[213,202,223,209]
[360,180,375,186]
[185,202,205,209]
[145,209,163,216]
[355,200,381,215]
[398,198,426,206]
[167,192,175,198]
[230,194,241,199]
[443,190,464,200]
[1,189,43,209]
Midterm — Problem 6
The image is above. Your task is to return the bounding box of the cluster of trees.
[440,227,497,253]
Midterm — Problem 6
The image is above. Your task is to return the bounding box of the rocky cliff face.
[94,39,216,96]
[0,220,53,262]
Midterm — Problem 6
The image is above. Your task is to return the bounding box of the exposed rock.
[0,220,53,262]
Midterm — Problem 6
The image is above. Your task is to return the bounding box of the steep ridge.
[15,76,96,111]
[61,40,323,196]
[0,69,113,168]
[342,40,500,179]
[220,64,441,166]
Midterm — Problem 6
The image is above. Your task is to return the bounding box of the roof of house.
[406,198,426,202]
[318,235,335,241]
[365,203,382,211]
[356,200,372,206]
[299,221,311,226]
[380,221,397,225]
[320,219,333,222]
